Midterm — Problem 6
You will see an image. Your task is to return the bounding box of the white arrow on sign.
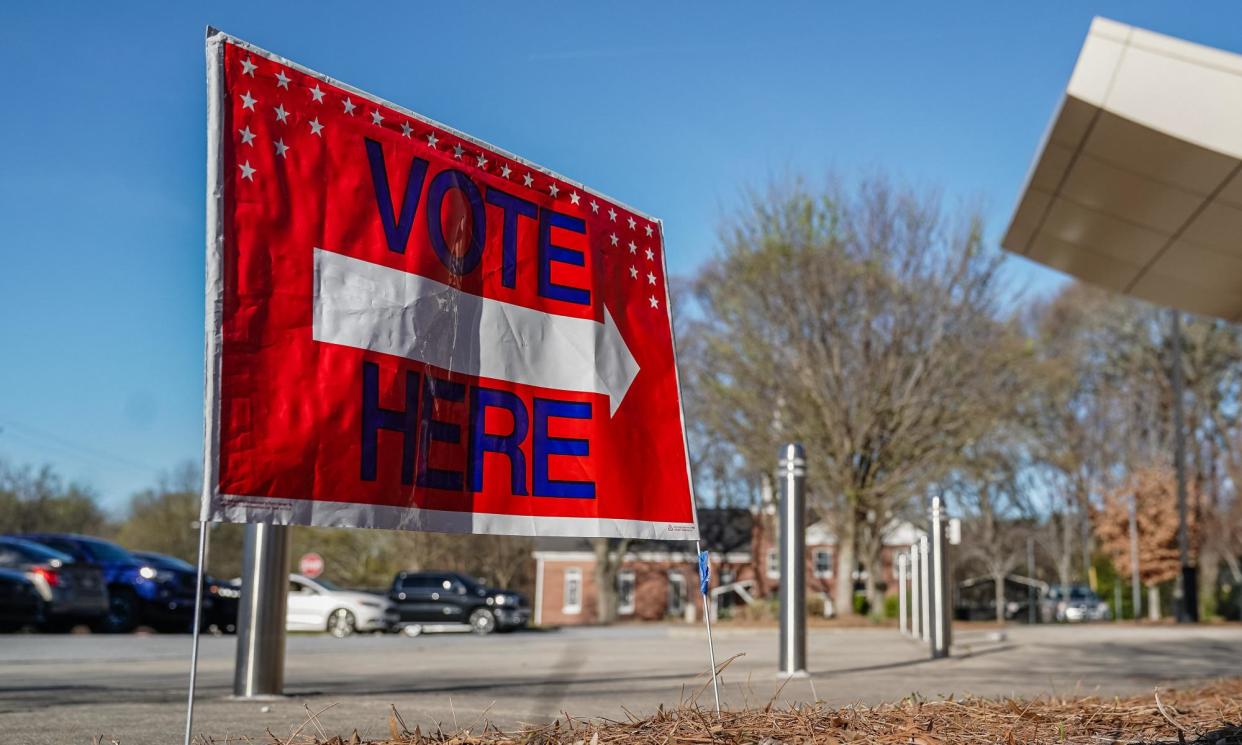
[312,248,641,415]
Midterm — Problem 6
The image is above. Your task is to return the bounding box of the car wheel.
[95,589,138,633]
[468,608,496,635]
[326,608,356,638]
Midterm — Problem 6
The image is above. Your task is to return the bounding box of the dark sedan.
[131,551,239,633]
[0,568,43,632]
[0,537,107,630]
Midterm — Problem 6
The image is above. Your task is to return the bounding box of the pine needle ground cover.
[215,677,1242,745]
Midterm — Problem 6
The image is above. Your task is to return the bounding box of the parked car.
[131,550,240,634]
[0,536,107,630]
[388,571,529,635]
[1043,584,1111,623]
[0,568,44,632]
[286,573,397,637]
[19,533,197,632]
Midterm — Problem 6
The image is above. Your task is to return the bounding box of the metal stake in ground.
[182,519,210,745]
[694,541,721,714]
[779,443,807,677]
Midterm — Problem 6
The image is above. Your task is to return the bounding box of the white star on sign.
[401,121,413,138]
[629,265,639,279]
[342,97,356,114]
[275,71,291,89]
[549,183,559,197]
[570,191,580,205]
[627,216,637,230]
[309,118,324,136]
[523,173,534,187]
[500,164,512,178]
[647,271,657,285]
[310,84,325,103]
[240,91,257,110]
[628,241,637,254]
[239,126,256,146]
[645,247,655,261]
[274,104,289,123]
[453,144,464,159]
[426,132,438,148]
[608,207,617,221]
[590,200,599,213]
[241,58,257,76]
[274,139,290,157]
[476,153,488,168]
[645,224,654,237]
[239,161,256,180]
[609,233,619,246]
[371,110,384,125]
[649,295,659,309]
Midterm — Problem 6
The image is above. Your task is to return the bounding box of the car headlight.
[139,566,158,580]
[492,594,511,606]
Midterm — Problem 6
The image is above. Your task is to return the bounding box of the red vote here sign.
[202,31,697,540]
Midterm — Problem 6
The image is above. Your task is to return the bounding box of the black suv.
[388,571,528,635]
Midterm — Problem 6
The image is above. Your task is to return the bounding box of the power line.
[0,418,163,475]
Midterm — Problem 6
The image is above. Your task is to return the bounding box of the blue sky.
[2,3,1239,512]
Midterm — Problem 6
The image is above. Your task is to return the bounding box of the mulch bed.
[226,678,1242,745]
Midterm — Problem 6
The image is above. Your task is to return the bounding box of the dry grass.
[214,678,1242,745]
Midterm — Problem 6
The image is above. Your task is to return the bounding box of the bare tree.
[692,175,1026,614]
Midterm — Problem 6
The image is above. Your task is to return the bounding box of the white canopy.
[1003,18,1242,320]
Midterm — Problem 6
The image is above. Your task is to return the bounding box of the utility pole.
[1170,310,1197,622]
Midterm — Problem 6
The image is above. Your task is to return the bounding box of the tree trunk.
[592,538,631,624]
[1147,584,1162,621]
[993,570,1007,625]
[833,519,857,617]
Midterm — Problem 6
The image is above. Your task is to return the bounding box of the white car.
[286,574,397,637]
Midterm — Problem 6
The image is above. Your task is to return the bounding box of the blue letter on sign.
[468,387,529,495]
[426,169,486,276]
[416,376,465,491]
[537,208,590,305]
[486,187,537,289]
[365,139,428,254]
[360,361,420,485]
[532,399,594,498]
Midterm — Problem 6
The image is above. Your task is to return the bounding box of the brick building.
[531,507,922,625]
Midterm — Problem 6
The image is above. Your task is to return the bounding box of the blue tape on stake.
[698,551,710,595]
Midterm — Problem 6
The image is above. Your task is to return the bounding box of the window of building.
[617,570,636,615]
[667,572,686,616]
[766,548,780,579]
[563,568,582,614]
[813,549,834,578]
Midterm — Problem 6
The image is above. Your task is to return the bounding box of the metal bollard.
[909,543,921,640]
[929,497,952,659]
[918,535,931,643]
[233,523,291,697]
[778,443,807,676]
[897,553,908,636]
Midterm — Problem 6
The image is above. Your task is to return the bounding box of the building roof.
[533,507,754,555]
[1003,18,1242,320]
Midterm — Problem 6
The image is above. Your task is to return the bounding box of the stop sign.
[299,552,324,578]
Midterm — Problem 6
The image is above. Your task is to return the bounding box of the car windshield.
[455,573,484,592]
[1069,588,1096,601]
[82,538,136,563]
[312,577,341,591]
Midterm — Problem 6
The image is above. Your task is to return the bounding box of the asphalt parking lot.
[3,623,1241,744]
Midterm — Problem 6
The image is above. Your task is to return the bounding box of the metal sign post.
[233,523,291,698]
[897,552,908,636]
[909,543,921,640]
[778,443,807,677]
